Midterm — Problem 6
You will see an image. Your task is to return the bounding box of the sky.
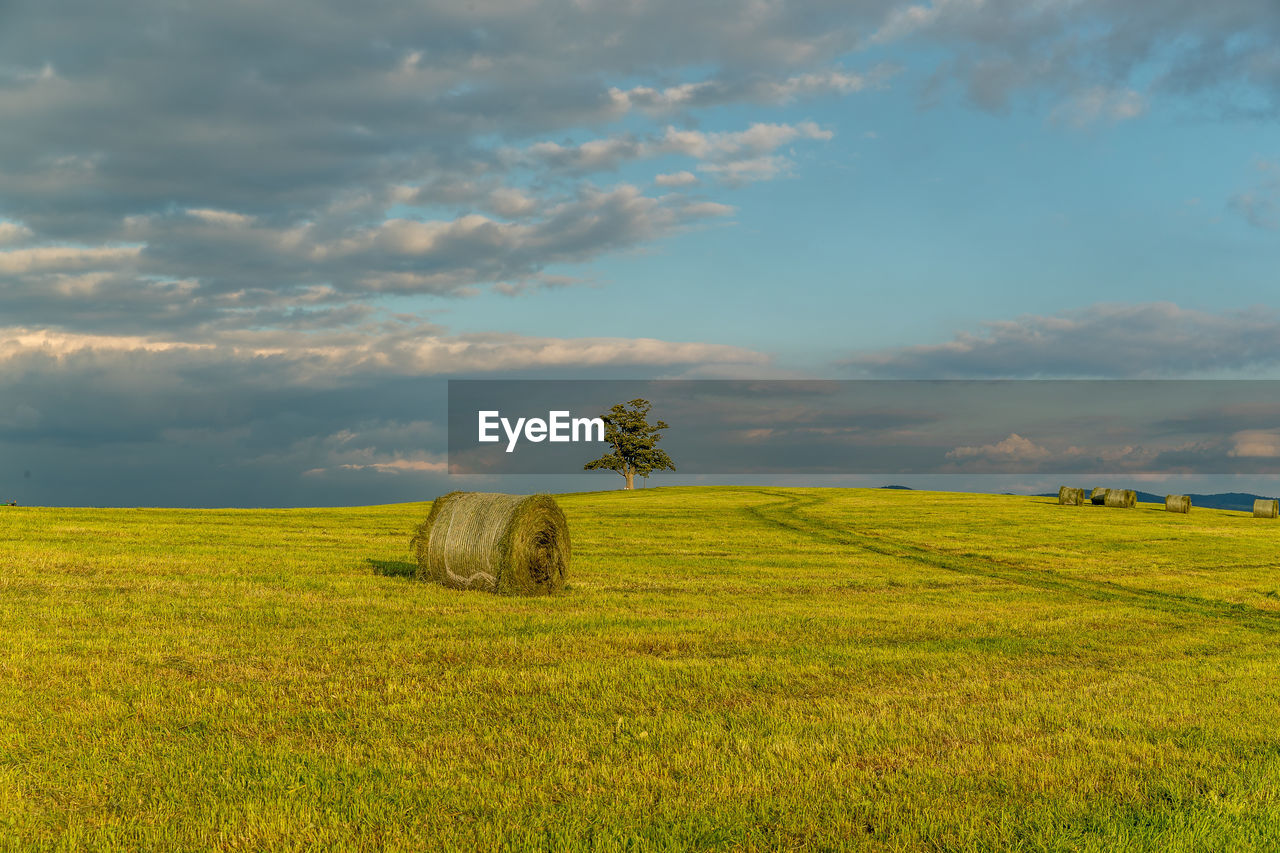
[2,0,1280,506]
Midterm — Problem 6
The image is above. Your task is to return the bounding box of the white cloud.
[0,324,769,378]
[661,121,833,159]
[518,121,833,183]
[1228,430,1280,458]
[186,208,255,227]
[0,245,142,274]
[760,67,894,100]
[0,221,32,245]
[486,187,538,218]
[335,457,449,475]
[869,0,987,45]
[948,433,1051,461]
[1050,87,1147,128]
[675,201,735,218]
[607,65,898,112]
[698,156,793,184]
[0,184,734,330]
[654,171,698,187]
[0,328,213,359]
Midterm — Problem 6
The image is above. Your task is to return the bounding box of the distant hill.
[1038,489,1277,512]
[879,484,914,490]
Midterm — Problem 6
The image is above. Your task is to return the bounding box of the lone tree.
[583,398,675,489]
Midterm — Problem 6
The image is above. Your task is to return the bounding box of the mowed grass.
[2,487,1280,851]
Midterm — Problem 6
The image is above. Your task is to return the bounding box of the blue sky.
[2,1,1279,505]
[436,77,1280,365]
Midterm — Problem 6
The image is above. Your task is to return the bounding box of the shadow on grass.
[368,558,417,579]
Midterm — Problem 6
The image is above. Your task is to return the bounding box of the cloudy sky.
[3,0,1279,506]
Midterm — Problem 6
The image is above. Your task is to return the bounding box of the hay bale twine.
[1165,494,1191,514]
[1058,486,1083,506]
[411,492,570,594]
[1104,489,1136,508]
[1090,487,1107,505]
[1253,499,1279,519]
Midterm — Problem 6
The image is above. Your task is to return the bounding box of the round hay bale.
[1253,499,1279,519]
[1165,494,1191,513]
[1058,486,1082,506]
[410,492,570,595]
[1090,487,1107,505]
[1103,489,1136,508]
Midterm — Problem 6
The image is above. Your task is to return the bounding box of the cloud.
[300,430,450,476]
[0,2,892,356]
[0,245,142,274]
[1230,160,1280,230]
[335,458,448,474]
[0,323,769,381]
[485,187,539,218]
[520,122,832,171]
[518,122,834,184]
[185,209,255,227]
[0,1,1271,349]
[864,0,1280,116]
[654,171,699,187]
[941,432,1165,473]
[869,0,982,46]
[0,185,735,335]
[0,323,769,504]
[1049,87,1147,128]
[0,221,32,244]
[608,64,899,112]
[1228,430,1280,458]
[947,433,1051,461]
[698,156,795,184]
[848,302,1280,378]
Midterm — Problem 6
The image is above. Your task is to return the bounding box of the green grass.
[2,486,1280,851]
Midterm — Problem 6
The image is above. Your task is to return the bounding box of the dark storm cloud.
[444,379,1280,478]
[0,332,770,505]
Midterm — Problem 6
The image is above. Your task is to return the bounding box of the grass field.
[3,487,1280,851]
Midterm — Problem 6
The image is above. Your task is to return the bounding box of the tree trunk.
[624,467,634,490]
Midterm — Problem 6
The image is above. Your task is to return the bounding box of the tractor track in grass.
[744,489,1280,632]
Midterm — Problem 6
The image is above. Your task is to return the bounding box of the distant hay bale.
[1165,495,1191,514]
[1058,486,1084,506]
[410,492,570,595]
[1253,499,1279,519]
[1090,487,1107,505]
[1103,489,1136,508]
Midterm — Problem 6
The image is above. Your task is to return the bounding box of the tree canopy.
[583,398,675,489]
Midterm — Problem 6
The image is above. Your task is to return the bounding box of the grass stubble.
[1,488,1279,850]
